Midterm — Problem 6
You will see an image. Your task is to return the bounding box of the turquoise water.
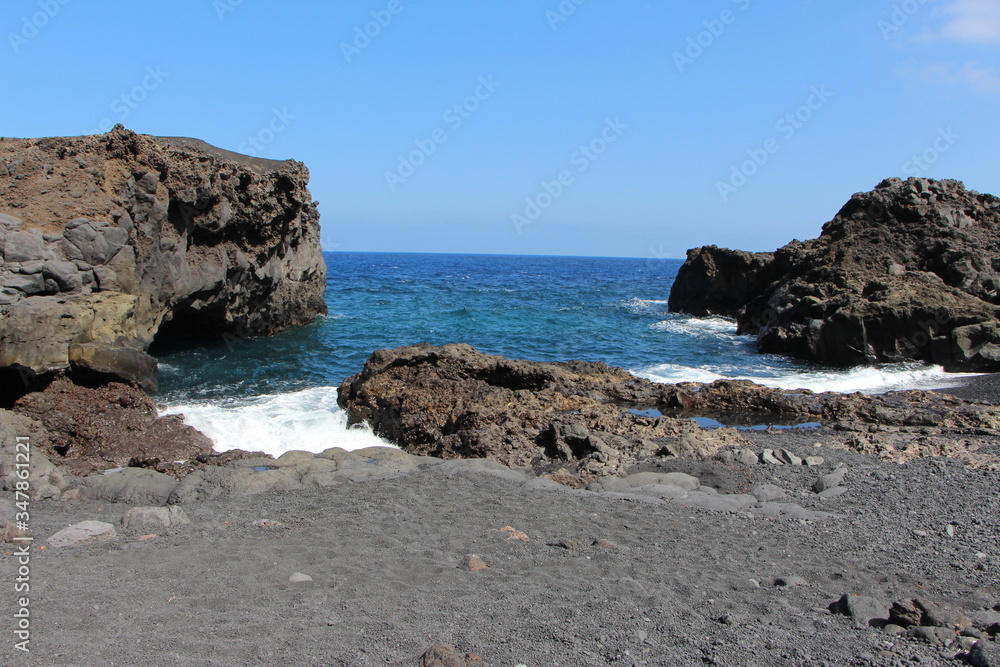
[153,252,972,455]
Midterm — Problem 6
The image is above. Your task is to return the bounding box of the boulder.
[669,178,1000,371]
[121,506,190,531]
[48,520,117,548]
[68,343,158,393]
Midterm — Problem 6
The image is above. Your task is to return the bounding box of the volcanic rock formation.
[668,178,1000,371]
[338,343,1000,477]
[0,125,326,398]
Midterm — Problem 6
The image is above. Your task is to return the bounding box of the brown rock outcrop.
[338,343,1000,475]
[13,376,214,477]
[0,125,326,396]
[669,178,1000,370]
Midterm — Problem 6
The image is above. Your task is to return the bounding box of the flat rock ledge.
[337,343,1000,479]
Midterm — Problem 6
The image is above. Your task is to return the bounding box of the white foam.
[161,386,397,456]
[636,362,980,395]
[620,297,672,315]
[650,316,741,338]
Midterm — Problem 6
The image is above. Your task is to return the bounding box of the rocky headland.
[0,125,326,401]
[669,178,1000,371]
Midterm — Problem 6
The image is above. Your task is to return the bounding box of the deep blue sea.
[155,252,974,456]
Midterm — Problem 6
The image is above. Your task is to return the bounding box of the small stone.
[761,449,783,465]
[121,506,190,531]
[736,448,759,466]
[882,623,907,635]
[48,520,117,548]
[776,448,803,466]
[908,625,956,647]
[288,572,313,583]
[593,538,620,549]
[914,530,929,538]
[418,643,486,666]
[918,598,973,631]
[460,554,489,571]
[832,594,888,627]
[946,524,955,538]
[500,525,530,542]
[804,456,825,467]
[750,484,788,503]
[813,467,847,493]
[549,539,581,551]
[774,576,808,588]
[818,487,849,500]
[137,534,158,541]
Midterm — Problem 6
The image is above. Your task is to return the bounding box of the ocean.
[154,252,976,457]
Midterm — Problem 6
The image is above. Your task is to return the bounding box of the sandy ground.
[1,426,998,667]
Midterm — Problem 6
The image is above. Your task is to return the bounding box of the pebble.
[460,554,490,571]
[288,572,313,583]
[774,576,808,588]
[500,525,530,542]
[804,456,825,466]
[549,539,581,551]
[833,593,888,627]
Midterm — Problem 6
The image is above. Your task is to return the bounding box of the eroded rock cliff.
[0,126,326,397]
[669,178,1000,371]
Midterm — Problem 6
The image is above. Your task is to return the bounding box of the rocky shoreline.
[1,145,999,665]
[2,401,998,665]
[2,345,999,664]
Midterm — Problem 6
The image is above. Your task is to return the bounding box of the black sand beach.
[4,429,998,666]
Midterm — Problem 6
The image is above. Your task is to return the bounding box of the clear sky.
[3,0,998,258]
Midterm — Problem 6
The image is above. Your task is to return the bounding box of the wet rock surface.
[0,126,326,394]
[669,178,1000,371]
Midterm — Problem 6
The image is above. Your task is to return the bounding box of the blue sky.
[3,0,998,258]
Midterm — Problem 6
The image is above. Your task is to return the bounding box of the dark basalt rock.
[0,125,326,395]
[669,178,1000,371]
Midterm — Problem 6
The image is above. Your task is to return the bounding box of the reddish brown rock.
[14,376,213,476]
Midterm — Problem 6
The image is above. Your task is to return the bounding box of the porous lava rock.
[669,178,1000,370]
